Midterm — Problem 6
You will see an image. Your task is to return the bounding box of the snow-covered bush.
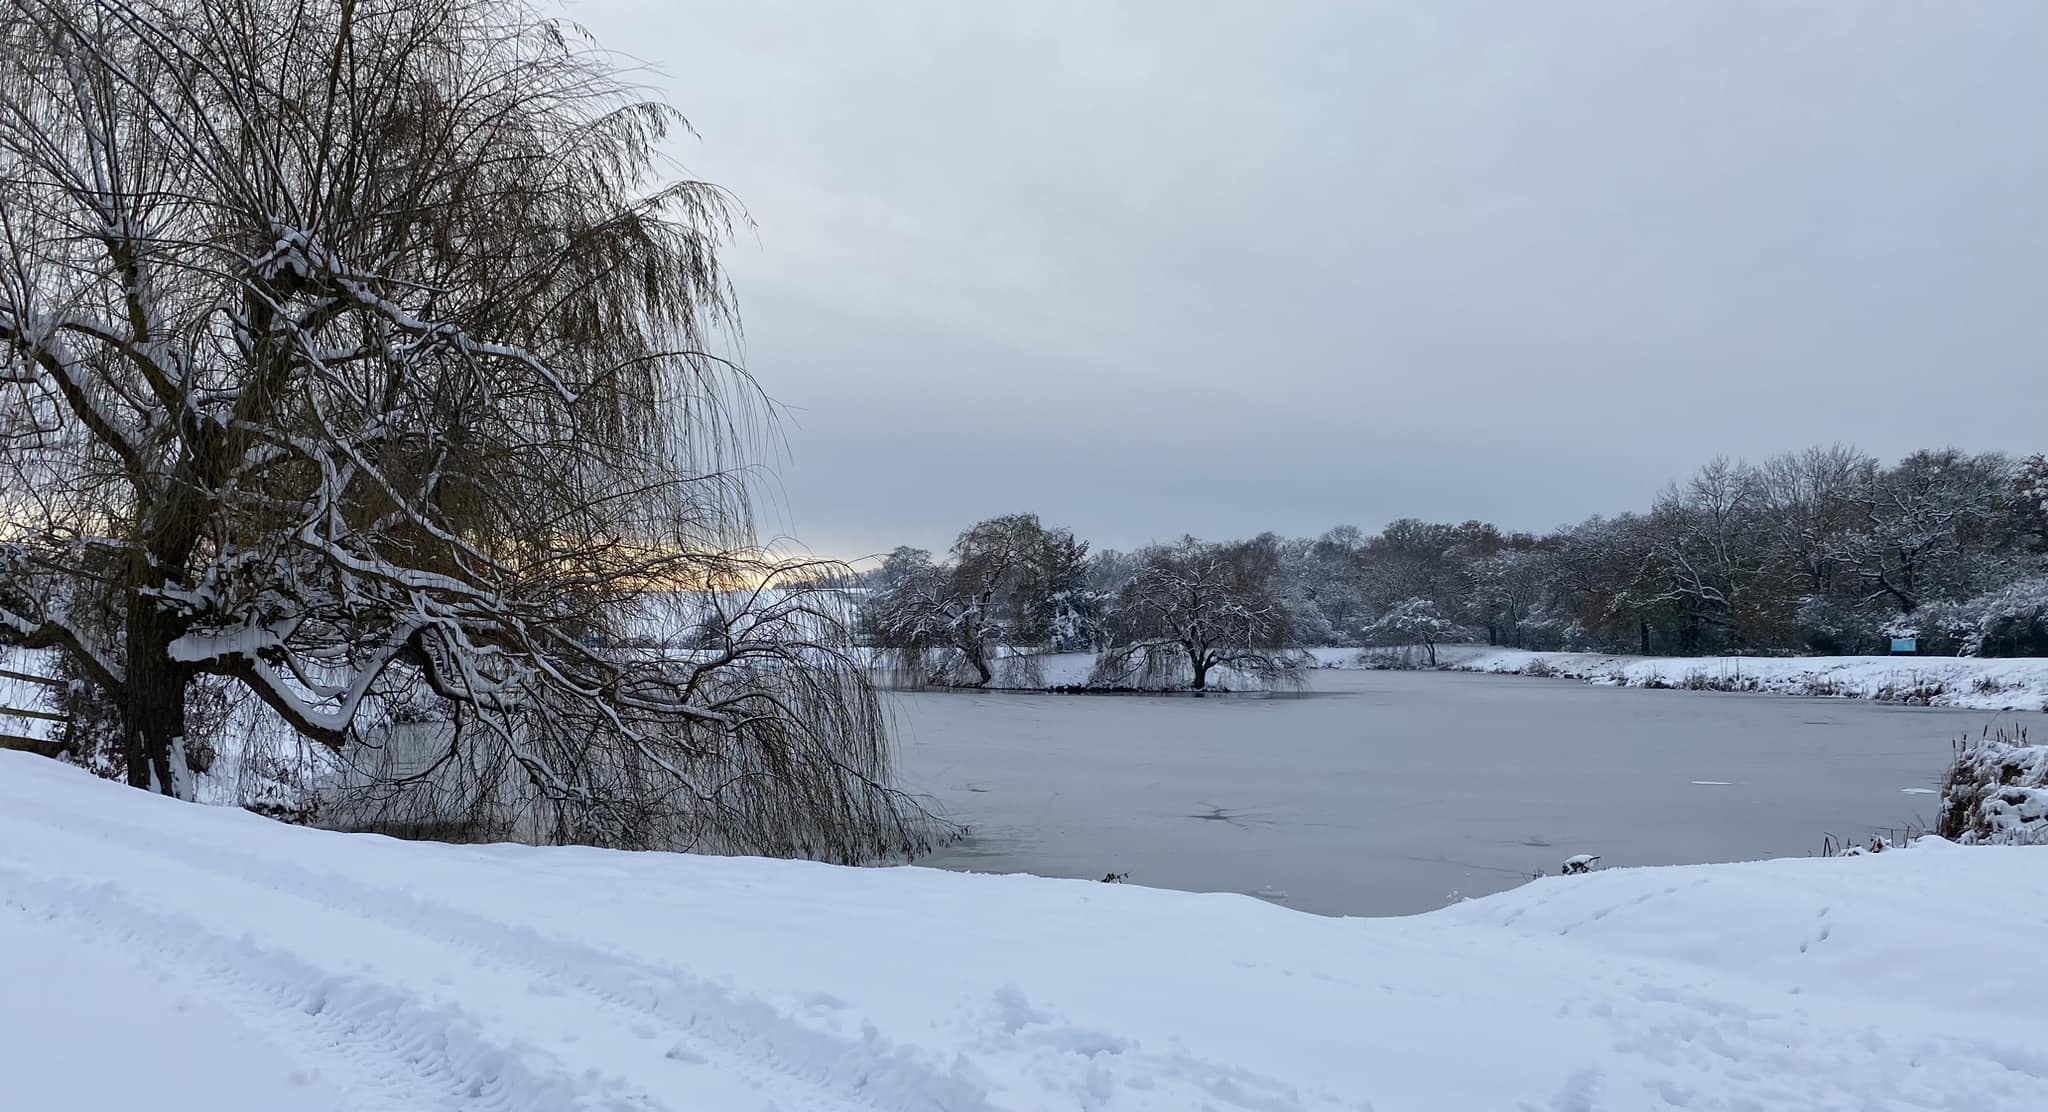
[1961,575,2048,658]
[1511,607,1586,652]
[1796,595,1885,656]
[1887,600,1978,657]
[1883,577,2048,659]
[1938,725,2048,845]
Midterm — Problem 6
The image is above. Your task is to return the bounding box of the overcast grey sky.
[572,1,2045,561]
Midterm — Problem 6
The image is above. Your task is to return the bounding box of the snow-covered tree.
[1365,597,1457,666]
[1025,525,1098,652]
[1092,536,1306,690]
[1468,548,1551,648]
[1757,444,1876,602]
[0,0,924,859]
[2011,454,2048,556]
[863,547,927,591]
[1852,449,2013,617]
[1638,458,1776,651]
[861,514,1090,686]
[859,547,968,684]
[1268,527,1371,646]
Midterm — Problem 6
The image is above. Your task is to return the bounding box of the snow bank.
[3,752,2047,1110]
[1443,647,2048,710]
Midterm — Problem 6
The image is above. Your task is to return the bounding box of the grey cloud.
[577,0,2048,558]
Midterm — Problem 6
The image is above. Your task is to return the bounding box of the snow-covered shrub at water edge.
[1940,725,2048,846]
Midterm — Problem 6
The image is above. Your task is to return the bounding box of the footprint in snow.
[1799,923,1831,953]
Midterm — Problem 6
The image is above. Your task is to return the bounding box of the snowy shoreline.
[875,645,2048,711]
[1434,646,2048,711]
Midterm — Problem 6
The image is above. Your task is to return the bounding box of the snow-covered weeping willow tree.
[0,0,934,860]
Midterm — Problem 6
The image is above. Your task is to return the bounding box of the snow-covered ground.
[1441,647,2048,711]
[5,752,2047,1111]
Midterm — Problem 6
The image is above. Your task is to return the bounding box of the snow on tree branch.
[0,0,930,859]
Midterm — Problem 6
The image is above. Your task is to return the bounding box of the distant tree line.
[859,448,2048,683]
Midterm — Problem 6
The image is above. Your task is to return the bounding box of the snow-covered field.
[5,751,2047,1111]
[1442,647,2048,711]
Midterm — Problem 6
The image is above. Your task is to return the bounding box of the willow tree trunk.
[122,591,191,795]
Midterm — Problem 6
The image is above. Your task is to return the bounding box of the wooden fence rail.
[0,666,71,758]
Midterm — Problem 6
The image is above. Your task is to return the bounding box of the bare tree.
[1757,444,1876,600]
[861,513,1089,686]
[0,0,929,859]
[1092,536,1306,691]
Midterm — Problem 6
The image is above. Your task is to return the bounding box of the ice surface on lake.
[892,670,1975,915]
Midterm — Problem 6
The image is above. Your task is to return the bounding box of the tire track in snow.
[0,864,665,1112]
[5,797,998,1112]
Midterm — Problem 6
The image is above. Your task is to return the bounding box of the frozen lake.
[889,670,1988,916]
